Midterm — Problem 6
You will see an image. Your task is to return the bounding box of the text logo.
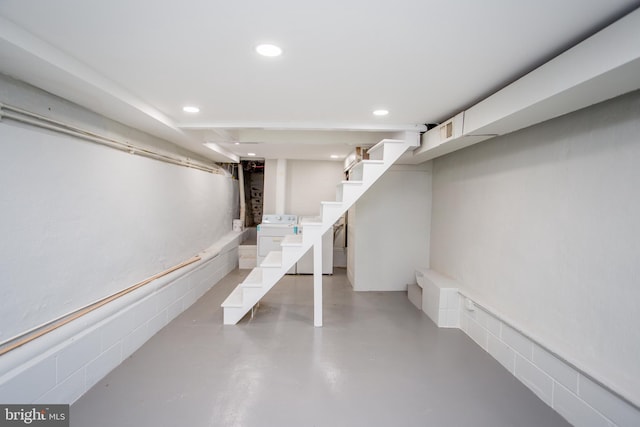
[1,405,68,427]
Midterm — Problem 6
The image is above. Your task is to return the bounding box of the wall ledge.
[0,233,241,404]
[416,267,640,425]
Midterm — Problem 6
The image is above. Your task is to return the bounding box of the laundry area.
[236,156,429,287]
[237,158,346,277]
[240,213,336,271]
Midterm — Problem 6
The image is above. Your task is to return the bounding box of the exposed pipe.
[0,255,201,357]
[0,102,225,175]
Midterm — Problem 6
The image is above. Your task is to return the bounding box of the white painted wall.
[263,159,344,217]
[430,90,640,405]
[348,164,431,291]
[0,75,237,344]
[0,238,240,404]
[285,160,344,217]
[457,291,640,426]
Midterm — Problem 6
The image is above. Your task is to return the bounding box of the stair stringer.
[222,136,419,324]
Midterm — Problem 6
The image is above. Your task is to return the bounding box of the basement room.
[1,1,639,426]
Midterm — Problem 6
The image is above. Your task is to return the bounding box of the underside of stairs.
[221,133,420,325]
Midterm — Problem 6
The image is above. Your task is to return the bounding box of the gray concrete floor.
[71,268,570,427]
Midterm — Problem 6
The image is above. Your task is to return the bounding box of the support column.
[313,237,323,327]
[275,159,287,215]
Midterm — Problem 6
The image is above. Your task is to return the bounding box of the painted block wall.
[0,243,239,404]
[430,90,640,406]
[458,294,640,427]
[417,267,640,425]
[0,75,240,402]
[0,75,237,342]
[348,164,431,291]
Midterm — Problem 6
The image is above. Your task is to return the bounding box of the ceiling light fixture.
[330,154,340,159]
[247,152,256,156]
[183,106,200,113]
[373,109,389,116]
[256,44,282,57]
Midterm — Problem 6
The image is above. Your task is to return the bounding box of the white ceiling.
[0,0,638,163]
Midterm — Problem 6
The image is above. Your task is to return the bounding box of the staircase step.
[281,234,303,246]
[242,268,263,287]
[321,201,344,223]
[299,220,323,229]
[349,160,384,181]
[261,251,282,268]
[336,180,364,202]
[299,216,323,227]
[367,138,404,160]
[321,201,343,212]
[221,286,243,307]
[298,219,324,245]
[281,234,304,266]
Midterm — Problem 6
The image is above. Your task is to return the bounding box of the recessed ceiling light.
[373,109,389,116]
[183,106,200,113]
[330,154,340,159]
[234,142,240,145]
[256,44,282,57]
[247,152,256,156]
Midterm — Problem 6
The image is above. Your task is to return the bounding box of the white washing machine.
[296,216,333,274]
[257,214,298,274]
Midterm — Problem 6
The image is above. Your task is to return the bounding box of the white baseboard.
[0,236,240,405]
[415,268,640,427]
[459,295,640,427]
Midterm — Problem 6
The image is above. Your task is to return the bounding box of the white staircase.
[221,135,419,324]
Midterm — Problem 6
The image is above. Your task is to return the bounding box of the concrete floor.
[71,268,570,427]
